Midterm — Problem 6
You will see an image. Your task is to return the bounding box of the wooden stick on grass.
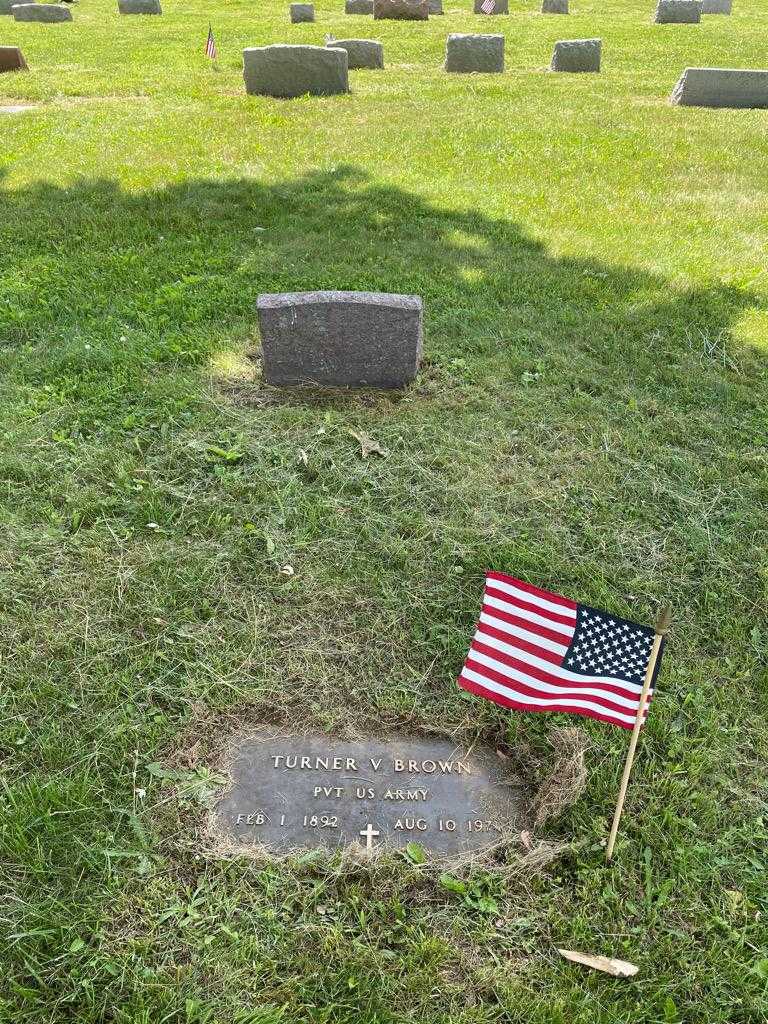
[605,605,672,863]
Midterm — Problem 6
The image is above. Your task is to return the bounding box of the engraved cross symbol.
[359,823,380,850]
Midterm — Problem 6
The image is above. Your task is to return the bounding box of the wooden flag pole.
[605,605,671,863]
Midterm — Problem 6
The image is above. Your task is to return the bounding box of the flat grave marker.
[212,731,528,855]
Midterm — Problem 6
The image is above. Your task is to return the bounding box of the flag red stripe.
[476,619,564,666]
[459,674,639,730]
[484,583,577,628]
[464,655,644,720]
[486,572,577,611]
[470,636,651,703]
[481,600,573,647]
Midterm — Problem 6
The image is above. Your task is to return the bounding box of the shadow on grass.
[0,164,763,410]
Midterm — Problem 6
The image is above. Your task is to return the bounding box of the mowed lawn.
[1,0,768,1020]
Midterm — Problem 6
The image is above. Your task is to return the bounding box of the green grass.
[1,0,768,1020]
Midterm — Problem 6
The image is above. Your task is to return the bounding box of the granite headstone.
[445,33,504,73]
[243,44,349,98]
[257,290,423,388]
[671,67,768,107]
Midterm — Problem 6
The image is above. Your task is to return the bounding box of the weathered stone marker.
[701,0,731,11]
[654,0,702,22]
[212,732,527,855]
[428,0,444,13]
[118,0,162,14]
[325,37,384,69]
[445,33,504,74]
[290,2,315,22]
[474,0,509,13]
[0,0,14,14]
[373,0,429,19]
[671,67,768,107]
[257,290,423,388]
[345,0,373,11]
[243,44,349,98]
[542,0,569,12]
[551,37,601,72]
[0,46,27,71]
[12,2,72,21]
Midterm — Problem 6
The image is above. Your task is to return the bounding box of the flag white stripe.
[483,593,575,638]
[460,666,646,726]
[467,647,645,711]
[486,578,577,621]
[478,610,570,656]
[474,625,647,696]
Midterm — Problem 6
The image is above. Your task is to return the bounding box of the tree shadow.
[0,163,763,416]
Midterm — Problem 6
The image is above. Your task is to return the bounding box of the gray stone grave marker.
[325,36,384,69]
[290,2,315,22]
[243,44,349,98]
[373,0,429,19]
[212,731,528,855]
[671,67,768,107]
[654,0,702,22]
[12,3,72,21]
[701,0,731,11]
[345,0,373,10]
[542,0,569,12]
[551,37,601,72]
[445,33,504,73]
[118,0,162,14]
[257,290,423,388]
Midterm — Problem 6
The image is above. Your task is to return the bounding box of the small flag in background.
[205,24,218,60]
[458,572,664,729]
[480,0,496,13]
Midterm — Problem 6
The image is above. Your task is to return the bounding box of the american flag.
[205,24,217,60]
[458,572,664,729]
[480,0,496,12]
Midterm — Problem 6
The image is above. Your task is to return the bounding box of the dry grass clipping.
[530,726,589,830]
